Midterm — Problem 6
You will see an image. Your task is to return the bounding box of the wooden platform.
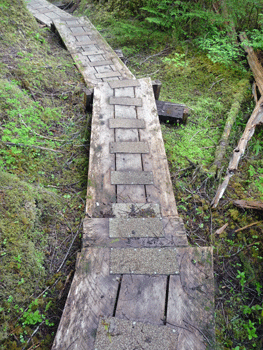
[26,1,215,349]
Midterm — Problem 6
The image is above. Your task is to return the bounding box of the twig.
[139,48,170,65]
[2,141,65,153]
[183,319,212,346]
[219,242,260,258]
[209,78,224,90]
[189,130,201,142]
[56,219,83,273]
[139,69,159,77]
[235,221,262,233]
[163,320,190,332]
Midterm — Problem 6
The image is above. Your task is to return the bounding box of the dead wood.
[211,96,263,208]
[239,32,263,96]
[235,220,262,232]
[233,200,263,211]
[214,223,228,235]
[210,80,248,177]
[211,34,263,208]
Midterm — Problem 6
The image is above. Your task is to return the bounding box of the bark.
[233,200,263,211]
[239,32,263,96]
[210,80,248,177]
[211,33,263,208]
[211,96,263,208]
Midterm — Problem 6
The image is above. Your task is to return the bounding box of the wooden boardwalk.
[27,1,215,349]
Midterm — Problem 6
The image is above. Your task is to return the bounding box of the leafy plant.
[196,31,240,65]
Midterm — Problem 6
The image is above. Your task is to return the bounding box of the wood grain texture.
[116,275,167,325]
[114,86,146,203]
[52,248,120,350]
[167,247,215,350]
[53,16,134,86]
[83,218,188,248]
[85,83,116,216]
[136,78,179,217]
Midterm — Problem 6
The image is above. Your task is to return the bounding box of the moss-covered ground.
[0,1,89,348]
[1,0,262,349]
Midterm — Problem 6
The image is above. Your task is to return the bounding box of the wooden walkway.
[27,1,215,349]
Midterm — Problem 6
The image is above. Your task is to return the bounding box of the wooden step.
[52,246,214,350]
[95,317,178,349]
[83,218,188,248]
[110,141,149,154]
[109,217,164,238]
[86,78,180,217]
[111,171,154,185]
[109,118,145,129]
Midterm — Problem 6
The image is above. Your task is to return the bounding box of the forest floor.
[0,1,262,349]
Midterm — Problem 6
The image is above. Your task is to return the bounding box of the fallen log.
[211,33,263,208]
[211,96,263,208]
[239,32,263,96]
[210,79,248,177]
[233,200,263,211]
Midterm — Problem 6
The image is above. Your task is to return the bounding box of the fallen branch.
[211,96,263,208]
[233,200,263,211]
[210,80,248,176]
[239,32,263,96]
[215,223,228,235]
[56,219,83,273]
[2,141,65,153]
[211,33,263,207]
[235,220,262,233]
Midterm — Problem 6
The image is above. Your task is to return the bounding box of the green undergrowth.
[0,1,89,349]
[77,2,263,349]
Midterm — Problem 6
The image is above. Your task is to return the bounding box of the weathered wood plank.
[52,248,120,350]
[111,171,154,185]
[156,100,188,124]
[53,19,99,85]
[82,49,105,56]
[109,96,142,106]
[112,202,161,217]
[115,275,167,324]
[74,40,97,46]
[76,17,134,81]
[114,87,146,203]
[82,218,188,248]
[95,71,122,79]
[110,141,149,154]
[162,216,188,246]
[167,247,215,349]
[109,79,140,89]
[53,17,134,86]
[109,118,145,129]
[89,59,113,66]
[136,78,179,217]
[85,83,116,216]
